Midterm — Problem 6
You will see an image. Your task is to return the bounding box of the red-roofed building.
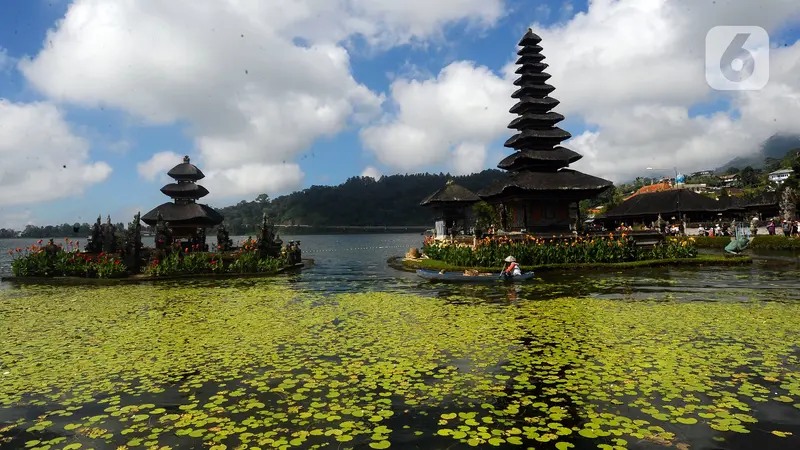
[623,182,672,201]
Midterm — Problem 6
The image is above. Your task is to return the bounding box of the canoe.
[416,269,534,282]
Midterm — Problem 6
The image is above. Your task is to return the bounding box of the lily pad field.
[1,235,799,450]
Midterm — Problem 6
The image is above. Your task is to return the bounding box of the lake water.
[1,234,799,450]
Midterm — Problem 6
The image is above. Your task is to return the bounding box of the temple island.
[4,156,306,281]
[401,29,750,273]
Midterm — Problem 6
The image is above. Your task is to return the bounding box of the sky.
[0,0,799,229]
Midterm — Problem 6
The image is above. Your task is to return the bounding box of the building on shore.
[142,155,224,243]
[477,29,612,233]
[768,169,794,184]
[601,189,721,226]
[600,189,782,227]
[420,180,481,240]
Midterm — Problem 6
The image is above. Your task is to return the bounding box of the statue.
[197,227,207,252]
[749,215,759,236]
[154,212,173,251]
[86,215,104,253]
[780,186,797,223]
[102,215,117,253]
[725,235,751,254]
[216,224,233,251]
[257,212,281,258]
[124,212,143,272]
[656,214,664,233]
[284,240,301,265]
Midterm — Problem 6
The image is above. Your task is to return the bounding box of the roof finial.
[183,155,190,164]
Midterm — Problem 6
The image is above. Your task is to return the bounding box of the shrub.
[9,240,127,278]
[145,241,288,277]
[422,234,697,267]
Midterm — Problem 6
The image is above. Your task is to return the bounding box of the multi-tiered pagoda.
[479,29,612,232]
[142,156,224,239]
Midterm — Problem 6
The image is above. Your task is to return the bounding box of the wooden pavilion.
[478,29,613,233]
[142,156,224,242]
[420,180,481,240]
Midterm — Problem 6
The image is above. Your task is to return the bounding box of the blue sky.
[0,0,798,228]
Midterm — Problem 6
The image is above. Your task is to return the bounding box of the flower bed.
[146,240,288,277]
[422,234,697,267]
[9,239,127,278]
[8,238,292,279]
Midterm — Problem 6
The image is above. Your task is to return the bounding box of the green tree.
[473,201,498,232]
[739,166,759,187]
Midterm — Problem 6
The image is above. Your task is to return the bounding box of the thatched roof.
[498,147,582,171]
[420,180,481,206]
[479,169,612,200]
[604,189,720,218]
[167,156,205,181]
[160,182,210,199]
[714,192,779,211]
[142,202,224,227]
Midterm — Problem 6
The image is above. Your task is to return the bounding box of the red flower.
[7,250,12,255]
[114,260,120,265]
[217,245,222,249]
[185,247,189,253]
[210,260,216,265]
[99,252,105,257]
[37,239,43,244]
[15,248,21,252]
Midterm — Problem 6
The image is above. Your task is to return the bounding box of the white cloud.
[203,164,305,204]
[19,0,503,198]
[0,210,34,230]
[360,61,513,172]
[361,166,382,180]
[0,100,112,207]
[136,151,183,182]
[363,0,800,183]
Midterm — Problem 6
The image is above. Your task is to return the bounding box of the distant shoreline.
[0,227,429,239]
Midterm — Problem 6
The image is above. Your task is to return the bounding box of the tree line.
[0,222,127,239]
[2,171,508,238]
[5,149,797,239]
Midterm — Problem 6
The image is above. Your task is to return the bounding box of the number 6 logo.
[706,26,769,91]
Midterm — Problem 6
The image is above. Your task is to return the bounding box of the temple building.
[142,155,224,241]
[478,29,613,232]
[420,179,481,240]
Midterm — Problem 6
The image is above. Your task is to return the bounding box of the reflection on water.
[1,234,799,450]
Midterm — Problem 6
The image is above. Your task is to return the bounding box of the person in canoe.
[501,256,522,279]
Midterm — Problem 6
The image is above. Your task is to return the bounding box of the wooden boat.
[416,269,534,283]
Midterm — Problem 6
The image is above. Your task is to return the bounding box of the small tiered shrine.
[479,29,612,232]
[420,179,481,240]
[142,155,224,248]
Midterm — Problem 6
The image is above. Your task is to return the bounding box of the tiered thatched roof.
[142,156,224,227]
[479,29,612,202]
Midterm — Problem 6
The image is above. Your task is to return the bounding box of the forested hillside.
[216,170,508,234]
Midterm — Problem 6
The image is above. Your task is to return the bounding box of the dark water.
[1,234,800,450]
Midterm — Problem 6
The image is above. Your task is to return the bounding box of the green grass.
[396,253,752,273]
